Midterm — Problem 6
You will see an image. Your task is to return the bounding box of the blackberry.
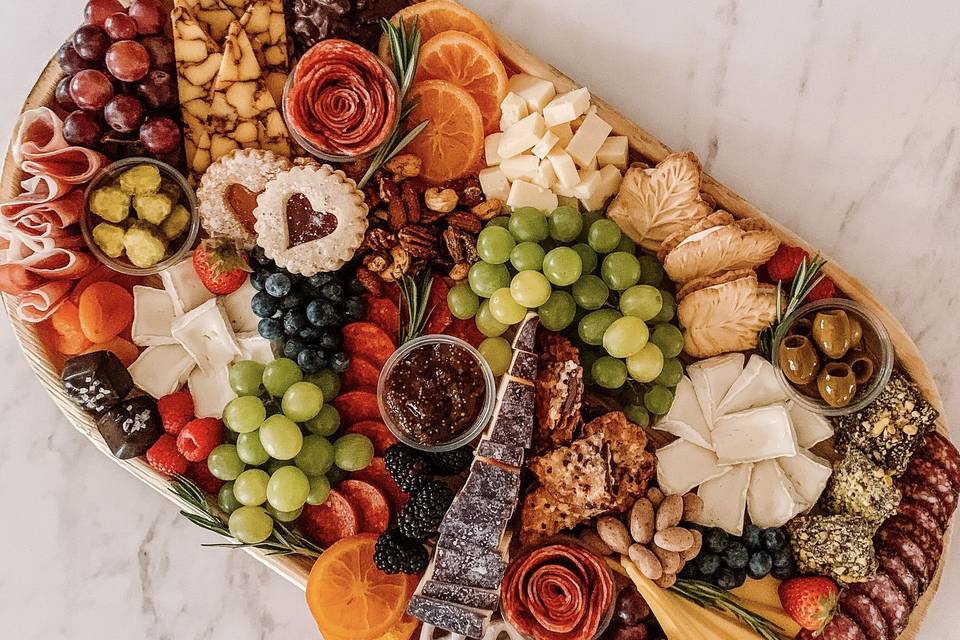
[397,480,454,540]
[427,446,474,476]
[384,444,434,493]
[374,530,428,575]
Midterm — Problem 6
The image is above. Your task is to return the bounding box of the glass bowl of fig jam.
[378,335,496,452]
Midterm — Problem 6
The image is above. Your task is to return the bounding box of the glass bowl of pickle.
[771,298,894,416]
[82,157,199,276]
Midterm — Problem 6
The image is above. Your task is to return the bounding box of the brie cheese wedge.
[171,298,241,373]
[161,255,216,315]
[236,331,275,363]
[131,285,177,346]
[687,353,744,426]
[716,355,789,416]
[695,463,752,536]
[656,439,730,495]
[777,449,832,510]
[787,401,834,448]
[128,344,196,399]
[188,365,235,418]
[221,278,259,333]
[747,459,805,528]
[655,376,712,449]
[712,403,798,465]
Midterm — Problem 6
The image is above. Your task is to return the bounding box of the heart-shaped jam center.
[285,192,338,247]
[224,183,261,235]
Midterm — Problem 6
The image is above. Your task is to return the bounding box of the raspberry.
[804,276,837,302]
[157,391,195,435]
[188,460,224,494]
[766,245,809,282]
[177,417,224,462]
[147,434,189,476]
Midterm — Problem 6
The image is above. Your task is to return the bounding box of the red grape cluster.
[56,0,183,166]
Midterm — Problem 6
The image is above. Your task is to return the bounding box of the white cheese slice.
[236,332,275,363]
[777,449,832,510]
[160,255,215,315]
[712,403,798,465]
[532,131,559,159]
[171,298,241,373]
[543,87,590,127]
[787,401,834,448]
[499,92,528,131]
[131,285,177,346]
[533,159,556,189]
[695,464,752,536]
[498,112,544,159]
[506,180,558,212]
[716,354,789,416]
[221,279,259,334]
[677,225,724,248]
[188,365,235,418]
[128,344,196,398]
[687,352,744,426]
[596,136,629,170]
[547,149,580,188]
[478,167,511,202]
[507,73,556,112]
[500,154,541,182]
[566,113,613,168]
[655,376,712,449]
[550,123,574,147]
[484,133,502,166]
[748,459,806,528]
[656,439,729,495]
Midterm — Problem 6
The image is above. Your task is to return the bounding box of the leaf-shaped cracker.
[607,151,712,251]
[238,0,290,106]
[175,0,237,43]
[677,270,779,358]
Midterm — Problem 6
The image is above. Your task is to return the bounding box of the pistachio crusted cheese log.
[172,5,223,180]
[209,21,291,163]
[238,0,289,106]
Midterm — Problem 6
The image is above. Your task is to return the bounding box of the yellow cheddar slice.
[731,577,801,637]
[174,0,237,43]
[208,21,291,163]
[238,0,289,105]
[171,5,223,181]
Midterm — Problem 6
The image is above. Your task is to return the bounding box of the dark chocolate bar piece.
[62,351,134,416]
[433,542,507,590]
[96,395,164,460]
[407,596,489,639]
[421,580,500,612]
[511,313,539,353]
[476,439,525,468]
[508,349,539,382]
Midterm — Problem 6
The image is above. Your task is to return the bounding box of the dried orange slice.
[405,80,485,184]
[415,31,507,133]
[305,534,415,640]
[379,0,497,61]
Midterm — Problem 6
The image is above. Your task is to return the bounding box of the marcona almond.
[596,516,631,555]
[578,529,613,557]
[652,545,682,574]
[647,487,665,507]
[654,527,695,553]
[384,153,422,179]
[629,498,655,545]
[680,529,703,562]
[424,187,458,213]
[654,573,677,589]
[628,544,662,580]
[656,494,683,531]
[682,493,704,522]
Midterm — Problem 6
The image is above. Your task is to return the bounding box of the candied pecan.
[420,208,449,225]
[449,261,470,281]
[382,246,411,282]
[398,225,439,259]
[446,211,483,234]
[401,181,421,224]
[363,252,390,273]
[362,228,398,252]
[470,198,503,221]
[342,157,372,182]
[378,175,400,202]
[355,267,384,295]
[443,176,484,208]
[384,153,422,180]
[443,227,480,264]
[363,185,381,209]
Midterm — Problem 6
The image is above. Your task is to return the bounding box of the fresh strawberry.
[187,460,224,494]
[157,391,194,436]
[766,245,809,282]
[146,434,189,476]
[177,417,225,462]
[805,276,838,302]
[778,576,839,633]
[192,238,250,295]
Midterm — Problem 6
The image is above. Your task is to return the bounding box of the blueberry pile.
[679,524,796,589]
[248,249,365,374]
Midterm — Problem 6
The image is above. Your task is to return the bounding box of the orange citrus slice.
[405,80,485,184]
[415,31,508,133]
[379,1,497,62]
[305,534,415,640]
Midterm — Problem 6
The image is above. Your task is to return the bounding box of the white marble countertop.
[1,1,958,638]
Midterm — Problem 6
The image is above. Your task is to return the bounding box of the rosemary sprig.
[670,579,789,640]
[357,18,428,189]
[169,475,322,558]
[397,269,435,344]
[758,254,827,357]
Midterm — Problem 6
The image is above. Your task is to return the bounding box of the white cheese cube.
[655,439,729,495]
[507,73,557,112]
[573,168,602,202]
[550,123,574,147]
[543,87,590,127]
[695,464,753,536]
[506,180,558,212]
[478,167,511,202]
[160,256,215,315]
[748,459,806,529]
[132,285,177,347]
[170,298,241,373]
[221,279,259,334]
[484,133,502,166]
[498,112,545,159]
[597,136,629,169]
[128,344,196,399]
[712,403,799,465]
[499,92,529,130]
[566,113,613,169]
[547,149,580,189]
[500,154,541,182]
[236,331,276,364]
[189,365,235,419]
[533,160,556,188]
[553,183,579,199]
[532,131,559,159]
[778,450,832,510]
[571,105,598,131]
[598,164,623,200]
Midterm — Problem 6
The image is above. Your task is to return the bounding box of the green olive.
[817,362,857,408]
[778,334,820,385]
[812,309,852,359]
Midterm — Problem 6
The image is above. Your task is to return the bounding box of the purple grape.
[57,42,92,75]
[63,110,103,147]
[55,76,79,112]
[104,94,145,133]
[137,69,176,109]
[140,35,175,71]
[104,12,137,40]
[69,69,115,111]
[140,116,181,155]
[73,25,111,62]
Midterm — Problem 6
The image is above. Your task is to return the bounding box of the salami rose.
[285,39,399,158]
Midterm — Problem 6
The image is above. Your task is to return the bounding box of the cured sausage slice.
[818,612,869,640]
[898,496,945,537]
[297,488,360,547]
[877,551,920,605]
[839,590,889,640]
[879,515,943,568]
[898,481,948,528]
[849,573,911,637]
[906,456,959,495]
[919,432,960,485]
[877,529,932,590]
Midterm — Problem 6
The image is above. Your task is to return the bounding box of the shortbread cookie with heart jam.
[254,164,368,275]
[197,148,291,248]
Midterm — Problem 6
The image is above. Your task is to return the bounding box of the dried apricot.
[78,281,134,343]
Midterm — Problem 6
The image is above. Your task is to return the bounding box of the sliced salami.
[839,590,889,640]
[880,515,943,567]
[297,488,360,547]
[820,612,869,640]
[898,481,948,528]
[897,496,945,537]
[849,573,911,637]
[919,432,960,485]
[338,479,390,534]
[906,455,959,495]
[877,529,931,590]
[877,552,920,605]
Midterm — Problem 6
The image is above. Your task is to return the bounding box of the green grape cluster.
[209,358,373,543]
[446,205,685,419]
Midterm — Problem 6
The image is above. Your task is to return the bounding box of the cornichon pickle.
[161,204,191,239]
[133,192,173,225]
[119,164,162,195]
[89,186,130,223]
[123,221,167,268]
[92,222,126,258]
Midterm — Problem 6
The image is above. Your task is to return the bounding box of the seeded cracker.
[583,411,657,510]
[823,448,901,526]
[529,432,613,509]
[519,486,586,545]
[533,332,583,453]
[787,514,878,583]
